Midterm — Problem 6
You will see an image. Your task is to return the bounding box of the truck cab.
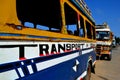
[96,23,113,60]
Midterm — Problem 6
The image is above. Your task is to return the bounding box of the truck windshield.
[96,31,110,40]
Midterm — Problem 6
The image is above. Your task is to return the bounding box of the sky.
[85,0,120,37]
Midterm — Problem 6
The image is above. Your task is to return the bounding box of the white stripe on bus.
[76,71,87,80]
[36,51,79,71]
[36,48,93,71]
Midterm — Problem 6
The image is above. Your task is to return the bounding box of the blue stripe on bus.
[0,48,95,80]
[19,51,96,80]
[0,33,49,39]
[0,48,93,72]
[0,33,76,40]
[0,33,21,36]
[0,50,79,73]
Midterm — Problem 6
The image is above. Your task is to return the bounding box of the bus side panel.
[19,51,96,80]
[0,49,96,80]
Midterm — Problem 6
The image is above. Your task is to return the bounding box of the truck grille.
[96,45,102,53]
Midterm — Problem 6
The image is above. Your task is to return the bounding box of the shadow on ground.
[97,75,109,80]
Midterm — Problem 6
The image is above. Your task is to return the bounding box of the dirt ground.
[91,46,120,80]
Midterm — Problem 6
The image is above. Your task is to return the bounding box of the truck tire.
[108,54,112,61]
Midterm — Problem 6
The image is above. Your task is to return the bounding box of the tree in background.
[115,36,120,45]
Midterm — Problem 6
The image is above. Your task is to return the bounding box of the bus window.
[92,27,96,39]
[64,3,85,37]
[79,16,85,37]
[64,3,78,35]
[86,21,92,39]
[17,0,62,33]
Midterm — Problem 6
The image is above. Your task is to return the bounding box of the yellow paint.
[0,25,96,42]
[60,0,67,34]
[0,0,21,26]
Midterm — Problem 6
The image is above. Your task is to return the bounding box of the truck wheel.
[96,56,99,60]
[100,55,104,60]
[84,64,91,80]
[108,54,112,61]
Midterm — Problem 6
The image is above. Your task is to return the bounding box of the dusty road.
[91,46,120,80]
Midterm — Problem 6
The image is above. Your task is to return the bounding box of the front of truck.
[96,23,113,60]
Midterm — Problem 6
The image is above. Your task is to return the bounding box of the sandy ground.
[91,46,120,80]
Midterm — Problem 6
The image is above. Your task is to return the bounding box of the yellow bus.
[0,0,96,80]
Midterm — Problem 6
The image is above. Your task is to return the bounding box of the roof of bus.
[70,0,95,23]
[96,23,111,32]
